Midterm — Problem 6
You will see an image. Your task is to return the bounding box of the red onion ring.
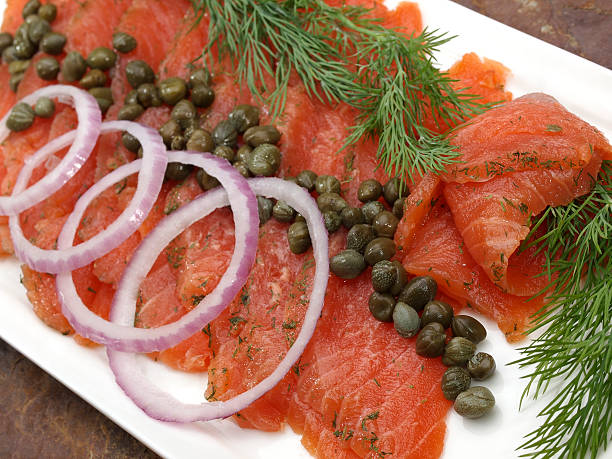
[55,151,258,353]
[0,85,101,216]
[107,177,328,422]
[9,120,167,273]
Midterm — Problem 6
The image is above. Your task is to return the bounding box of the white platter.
[1,0,611,458]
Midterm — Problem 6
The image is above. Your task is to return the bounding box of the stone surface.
[1,2,610,458]
[451,0,612,69]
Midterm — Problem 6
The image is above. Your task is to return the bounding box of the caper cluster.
[6,96,55,132]
[329,177,407,280]
[1,0,62,92]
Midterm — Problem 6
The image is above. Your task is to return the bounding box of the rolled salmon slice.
[441,93,612,183]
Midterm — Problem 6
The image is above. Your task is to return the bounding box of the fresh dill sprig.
[191,0,486,183]
[513,160,612,459]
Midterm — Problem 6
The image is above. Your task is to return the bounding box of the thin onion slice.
[56,151,258,352]
[0,85,101,216]
[107,177,328,422]
[9,120,167,273]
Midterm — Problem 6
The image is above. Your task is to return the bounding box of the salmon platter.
[0,0,611,458]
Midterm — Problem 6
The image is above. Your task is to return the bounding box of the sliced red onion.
[9,120,167,273]
[56,151,258,352]
[107,177,329,422]
[0,85,101,215]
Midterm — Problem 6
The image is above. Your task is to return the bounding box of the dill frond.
[513,160,612,459]
[191,0,487,184]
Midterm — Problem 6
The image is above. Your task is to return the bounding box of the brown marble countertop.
[1,1,611,458]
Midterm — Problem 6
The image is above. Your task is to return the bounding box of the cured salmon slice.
[443,152,604,294]
[441,93,612,183]
[401,200,547,341]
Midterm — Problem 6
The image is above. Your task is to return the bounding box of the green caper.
[229,104,259,133]
[372,211,399,238]
[415,322,446,358]
[233,161,251,178]
[125,59,155,88]
[121,131,140,153]
[9,73,24,92]
[323,211,342,233]
[13,34,35,59]
[383,177,408,206]
[186,129,214,153]
[9,59,30,75]
[296,170,317,191]
[170,135,186,151]
[421,300,454,329]
[363,237,396,265]
[368,292,395,322]
[165,162,192,181]
[393,302,420,338]
[183,119,200,140]
[294,214,306,223]
[442,337,476,367]
[136,147,143,159]
[171,99,197,129]
[371,260,395,293]
[315,175,341,195]
[398,276,437,311]
[22,0,40,18]
[89,87,112,101]
[33,97,54,118]
[158,77,187,106]
[257,196,273,225]
[2,45,18,64]
[27,17,50,44]
[191,85,215,108]
[358,179,382,202]
[213,145,235,162]
[94,97,112,114]
[190,84,215,108]
[247,144,281,176]
[330,249,366,279]
[61,51,87,82]
[243,125,281,147]
[124,89,139,105]
[39,32,65,55]
[441,367,471,401]
[346,224,375,253]
[0,33,13,55]
[86,47,117,71]
[158,119,182,148]
[79,69,107,89]
[137,83,161,107]
[112,32,137,53]
[361,200,385,224]
[317,192,347,213]
[6,102,35,132]
[35,56,59,80]
[117,103,144,121]
[38,3,57,23]
[212,119,238,147]
[188,68,212,88]
[340,207,364,229]
[273,200,295,223]
[288,221,311,254]
[451,315,487,344]
[235,145,252,164]
[454,386,495,419]
[196,168,220,191]
[25,13,40,25]
[467,352,496,381]
[89,87,113,114]
[389,260,408,296]
[392,198,405,219]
